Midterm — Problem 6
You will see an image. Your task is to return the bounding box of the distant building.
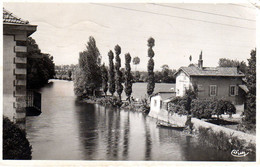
[174,51,247,105]
[3,8,37,128]
[149,92,176,118]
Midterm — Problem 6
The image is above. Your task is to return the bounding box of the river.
[25,80,253,161]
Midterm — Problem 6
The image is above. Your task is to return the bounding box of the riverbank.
[149,108,256,157]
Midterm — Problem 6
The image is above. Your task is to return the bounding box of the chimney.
[198,51,203,69]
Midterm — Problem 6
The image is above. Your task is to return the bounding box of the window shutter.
[235,86,238,96]
[216,85,218,96]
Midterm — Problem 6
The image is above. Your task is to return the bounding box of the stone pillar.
[13,33,27,130]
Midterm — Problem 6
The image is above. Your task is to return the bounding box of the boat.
[156,121,185,131]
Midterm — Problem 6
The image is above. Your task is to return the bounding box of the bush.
[190,99,236,119]
[96,96,122,107]
[3,117,32,160]
[197,126,255,154]
[168,97,189,115]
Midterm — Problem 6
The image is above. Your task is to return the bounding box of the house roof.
[175,66,245,77]
[3,8,29,24]
[151,92,176,100]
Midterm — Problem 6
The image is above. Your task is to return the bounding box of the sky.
[3,1,257,71]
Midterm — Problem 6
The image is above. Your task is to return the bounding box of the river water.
[26,80,254,161]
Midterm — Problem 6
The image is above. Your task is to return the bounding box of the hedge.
[3,117,32,160]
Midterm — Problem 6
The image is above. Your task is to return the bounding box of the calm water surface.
[26,80,254,161]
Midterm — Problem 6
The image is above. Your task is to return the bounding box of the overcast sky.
[3,2,256,71]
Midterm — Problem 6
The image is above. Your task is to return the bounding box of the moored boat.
[156,121,185,131]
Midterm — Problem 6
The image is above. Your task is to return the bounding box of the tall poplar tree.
[108,50,115,96]
[243,49,256,130]
[124,53,133,101]
[115,45,123,101]
[147,37,155,96]
[101,63,108,96]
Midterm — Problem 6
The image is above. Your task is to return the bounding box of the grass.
[197,126,255,154]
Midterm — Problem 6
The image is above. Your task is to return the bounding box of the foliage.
[124,53,133,101]
[147,37,155,96]
[218,58,247,74]
[108,50,116,96]
[75,36,102,96]
[27,37,55,89]
[55,64,77,80]
[140,98,150,114]
[190,99,236,119]
[74,68,87,97]
[197,126,255,154]
[3,117,32,160]
[168,87,197,115]
[243,49,256,130]
[133,56,140,66]
[115,45,124,101]
[96,96,122,107]
[101,64,108,95]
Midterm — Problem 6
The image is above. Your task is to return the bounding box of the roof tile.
[179,66,245,77]
[3,8,29,24]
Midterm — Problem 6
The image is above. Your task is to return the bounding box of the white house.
[149,92,176,118]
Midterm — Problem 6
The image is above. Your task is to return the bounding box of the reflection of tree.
[106,108,114,159]
[75,103,97,160]
[112,109,120,158]
[143,116,152,160]
[122,111,130,159]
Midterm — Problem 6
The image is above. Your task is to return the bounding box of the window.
[230,85,238,96]
[154,99,157,107]
[210,85,217,96]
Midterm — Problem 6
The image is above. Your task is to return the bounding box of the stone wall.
[149,109,256,145]
[3,33,28,129]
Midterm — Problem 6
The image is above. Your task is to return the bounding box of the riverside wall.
[149,109,256,145]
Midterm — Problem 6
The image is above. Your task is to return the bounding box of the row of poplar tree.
[74,36,156,101]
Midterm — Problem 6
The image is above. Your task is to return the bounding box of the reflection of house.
[174,52,246,105]
[3,8,37,128]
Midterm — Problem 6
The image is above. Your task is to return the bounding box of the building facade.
[174,52,246,105]
[3,8,37,128]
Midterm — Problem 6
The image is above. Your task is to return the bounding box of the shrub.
[197,126,255,154]
[3,117,32,160]
[140,98,150,114]
[190,99,236,119]
[190,99,215,119]
[96,96,122,107]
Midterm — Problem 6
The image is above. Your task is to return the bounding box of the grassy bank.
[196,126,256,154]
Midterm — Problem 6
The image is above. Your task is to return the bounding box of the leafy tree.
[133,56,140,71]
[108,50,115,96]
[27,37,55,89]
[218,58,247,74]
[76,36,102,96]
[243,49,256,130]
[3,117,32,160]
[147,37,155,96]
[115,45,124,101]
[124,53,133,101]
[68,69,72,80]
[101,64,108,96]
[74,68,87,97]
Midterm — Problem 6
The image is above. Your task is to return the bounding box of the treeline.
[74,36,160,101]
[27,37,55,89]
[55,64,77,80]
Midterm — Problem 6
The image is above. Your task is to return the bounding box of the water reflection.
[75,102,97,159]
[122,111,130,159]
[25,80,255,161]
[143,116,152,160]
